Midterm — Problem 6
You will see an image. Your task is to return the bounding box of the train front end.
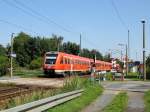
[43,52,58,75]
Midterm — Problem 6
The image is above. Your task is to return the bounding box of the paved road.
[81,90,119,112]
[126,92,144,112]
[81,81,150,112]
[102,81,150,92]
[102,81,150,112]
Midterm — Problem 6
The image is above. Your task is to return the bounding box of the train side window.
[65,58,68,64]
[75,60,77,64]
[67,58,69,64]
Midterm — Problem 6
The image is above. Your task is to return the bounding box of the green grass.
[13,69,44,78]
[144,90,150,112]
[0,82,16,87]
[102,92,128,112]
[48,81,103,112]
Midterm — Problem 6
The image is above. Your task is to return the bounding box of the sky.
[0,0,150,61]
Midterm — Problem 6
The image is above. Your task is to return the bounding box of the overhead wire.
[12,0,102,50]
[4,0,71,33]
[110,0,128,30]
[0,19,40,35]
[2,0,102,52]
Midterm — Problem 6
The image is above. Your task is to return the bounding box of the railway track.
[0,75,88,102]
[0,86,32,101]
[0,85,53,102]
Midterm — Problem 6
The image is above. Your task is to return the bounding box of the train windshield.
[45,53,58,64]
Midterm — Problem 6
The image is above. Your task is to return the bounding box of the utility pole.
[120,50,123,62]
[126,44,128,76]
[127,30,130,76]
[79,33,81,56]
[141,20,146,80]
[128,30,130,60]
[10,33,14,78]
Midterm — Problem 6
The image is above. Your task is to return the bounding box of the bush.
[29,57,42,70]
[105,72,113,80]
[146,66,150,79]
[144,90,150,112]
[0,56,9,76]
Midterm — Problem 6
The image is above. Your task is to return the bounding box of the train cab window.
[45,53,58,64]
[45,59,56,64]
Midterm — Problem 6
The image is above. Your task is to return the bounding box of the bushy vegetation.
[124,72,138,79]
[105,72,113,80]
[102,92,128,112]
[29,57,42,70]
[144,90,150,112]
[0,56,9,76]
[146,55,150,79]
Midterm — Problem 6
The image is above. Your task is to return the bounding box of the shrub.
[29,57,42,70]
[146,66,150,79]
[0,56,9,76]
[105,72,113,80]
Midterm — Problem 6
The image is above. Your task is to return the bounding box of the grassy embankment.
[144,90,150,112]
[102,92,128,112]
[48,79,103,112]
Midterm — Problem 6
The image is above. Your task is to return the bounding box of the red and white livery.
[43,51,119,76]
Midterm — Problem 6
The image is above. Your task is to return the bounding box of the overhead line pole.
[10,33,14,78]
[126,44,128,76]
[79,34,81,56]
[141,20,146,81]
[128,30,130,60]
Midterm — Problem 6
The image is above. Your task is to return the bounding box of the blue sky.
[0,0,150,61]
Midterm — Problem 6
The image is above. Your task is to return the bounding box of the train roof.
[46,51,112,64]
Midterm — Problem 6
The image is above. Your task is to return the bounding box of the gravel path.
[0,77,64,88]
[81,90,119,112]
[126,92,145,112]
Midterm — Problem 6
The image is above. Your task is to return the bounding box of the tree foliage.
[0,44,6,56]
[0,56,9,76]
[146,55,150,79]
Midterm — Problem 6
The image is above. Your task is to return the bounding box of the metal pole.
[126,44,128,76]
[128,30,130,60]
[141,20,146,80]
[121,50,123,62]
[10,33,14,78]
[79,33,81,56]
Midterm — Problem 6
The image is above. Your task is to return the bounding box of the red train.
[43,51,120,76]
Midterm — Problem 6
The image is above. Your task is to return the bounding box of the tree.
[0,44,6,56]
[103,53,111,62]
[62,41,79,55]
[146,55,150,79]
[80,48,92,58]
[13,32,32,66]
[0,56,9,76]
[91,49,103,60]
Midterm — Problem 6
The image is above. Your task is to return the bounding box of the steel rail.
[1,89,83,112]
